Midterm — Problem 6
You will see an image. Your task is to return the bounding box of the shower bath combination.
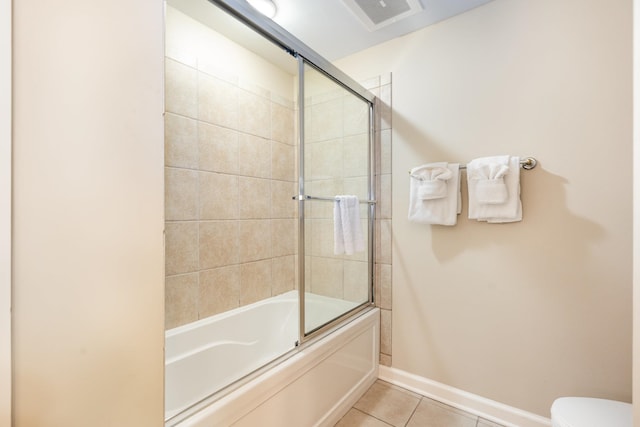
[163,0,380,424]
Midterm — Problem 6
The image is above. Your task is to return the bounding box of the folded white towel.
[334,195,365,255]
[408,162,461,226]
[416,165,452,200]
[467,155,522,223]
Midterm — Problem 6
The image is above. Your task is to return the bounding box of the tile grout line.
[403,396,421,427]
[352,407,395,427]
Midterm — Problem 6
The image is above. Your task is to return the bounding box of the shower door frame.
[207,0,377,346]
[296,57,377,343]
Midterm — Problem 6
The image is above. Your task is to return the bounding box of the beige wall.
[12,0,165,425]
[0,0,10,423]
[634,0,639,423]
[164,7,298,329]
[337,0,632,417]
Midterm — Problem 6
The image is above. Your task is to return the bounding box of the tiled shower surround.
[164,6,393,365]
[164,8,298,329]
[370,76,392,366]
[164,59,297,329]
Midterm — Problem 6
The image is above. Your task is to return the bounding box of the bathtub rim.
[165,303,379,426]
[163,290,376,427]
[165,290,297,339]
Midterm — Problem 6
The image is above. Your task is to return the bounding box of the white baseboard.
[378,366,552,427]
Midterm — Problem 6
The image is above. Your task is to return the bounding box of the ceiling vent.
[342,0,423,32]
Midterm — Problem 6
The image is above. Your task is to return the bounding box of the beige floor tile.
[406,398,477,427]
[477,418,506,427]
[353,380,420,427]
[339,382,508,427]
[335,408,392,427]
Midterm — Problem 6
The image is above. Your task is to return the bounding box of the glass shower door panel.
[302,62,371,335]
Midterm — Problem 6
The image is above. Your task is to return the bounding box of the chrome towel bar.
[408,156,537,176]
[293,195,377,205]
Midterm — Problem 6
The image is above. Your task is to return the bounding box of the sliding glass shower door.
[165,0,376,418]
[299,61,374,336]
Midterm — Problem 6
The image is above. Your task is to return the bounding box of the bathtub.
[165,290,380,426]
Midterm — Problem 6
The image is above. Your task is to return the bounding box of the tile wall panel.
[165,9,392,373]
[164,44,297,329]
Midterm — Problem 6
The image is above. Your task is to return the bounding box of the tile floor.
[335,380,506,427]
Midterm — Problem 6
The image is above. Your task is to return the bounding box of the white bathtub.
[165,291,379,426]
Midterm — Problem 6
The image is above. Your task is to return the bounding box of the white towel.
[334,195,365,255]
[467,155,522,223]
[408,162,461,226]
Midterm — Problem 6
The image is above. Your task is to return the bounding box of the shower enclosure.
[164,0,377,422]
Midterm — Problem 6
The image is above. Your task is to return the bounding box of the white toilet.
[551,397,632,427]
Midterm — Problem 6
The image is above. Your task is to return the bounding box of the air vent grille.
[342,0,423,31]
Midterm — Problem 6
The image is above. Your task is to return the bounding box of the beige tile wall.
[164,53,297,329]
[367,74,393,367]
[164,11,392,370]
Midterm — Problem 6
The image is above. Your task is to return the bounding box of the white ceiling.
[168,0,495,70]
[270,0,495,61]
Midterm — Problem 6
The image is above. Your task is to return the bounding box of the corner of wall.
[633,0,639,423]
[0,0,11,423]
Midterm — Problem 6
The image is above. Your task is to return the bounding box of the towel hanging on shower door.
[334,195,365,255]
